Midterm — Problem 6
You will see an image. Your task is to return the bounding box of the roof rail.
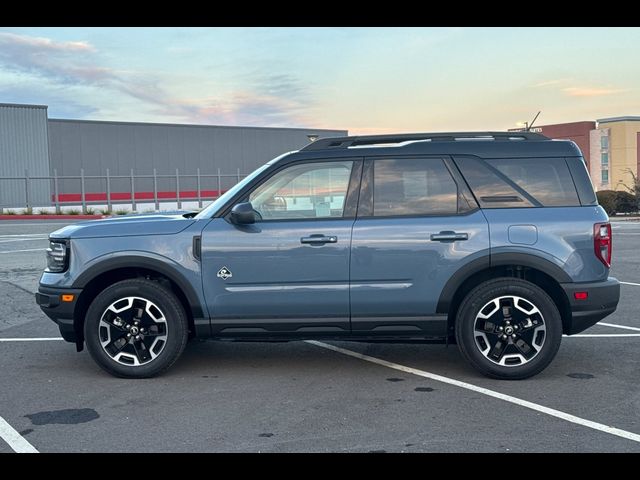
[301,131,549,151]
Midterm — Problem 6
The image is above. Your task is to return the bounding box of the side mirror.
[230,202,256,225]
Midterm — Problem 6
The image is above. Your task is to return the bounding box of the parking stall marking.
[0,239,49,244]
[0,234,49,238]
[306,340,640,445]
[0,338,64,342]
[620,281,640,287]
[597,322,640,332]
[0,248,46,254]
[0,416,39,453]
[566,333,640,338]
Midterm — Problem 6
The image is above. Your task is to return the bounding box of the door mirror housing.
[230,202,257,225]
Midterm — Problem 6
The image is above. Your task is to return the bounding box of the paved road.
[0,219,639,452]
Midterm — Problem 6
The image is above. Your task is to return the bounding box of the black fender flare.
[73,254,205,318]
[436,251,571,313]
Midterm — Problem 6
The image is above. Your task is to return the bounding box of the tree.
[619,168,640,213]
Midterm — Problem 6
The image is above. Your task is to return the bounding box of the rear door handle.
[430,231,469,242]
[300,234,338,245]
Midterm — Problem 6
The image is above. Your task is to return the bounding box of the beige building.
[590,117,640,192]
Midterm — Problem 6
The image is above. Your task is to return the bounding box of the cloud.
[0,31,314,127]
[0,83,99,118]
[0,32,94,52]
[532,78,571,88]
[0,32,114,86]
[562,86,629,97]
[144,90,312,127]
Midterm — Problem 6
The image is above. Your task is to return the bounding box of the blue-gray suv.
[36,132,620,379]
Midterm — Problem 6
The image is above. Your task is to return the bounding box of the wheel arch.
[439,253,572,336]
[71,255,207,350]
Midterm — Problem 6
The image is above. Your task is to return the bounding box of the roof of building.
[597,116,640,123]
[48,117,346,134]
[0,102,48,109]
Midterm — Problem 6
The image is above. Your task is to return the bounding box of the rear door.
[349,156,490,336]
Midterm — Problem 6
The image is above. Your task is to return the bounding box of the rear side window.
[455,156,581,208]
[372,158,474,216]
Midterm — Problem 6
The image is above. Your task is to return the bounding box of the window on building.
[601,152,609,166]
[601,169,609,183]
[601,136,609,150]
[372,158,469,216]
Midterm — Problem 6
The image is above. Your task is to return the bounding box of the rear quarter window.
[454,156,581,208]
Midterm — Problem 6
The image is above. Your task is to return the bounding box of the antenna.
[525,111,541,131]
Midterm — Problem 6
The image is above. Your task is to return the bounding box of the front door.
[201,158,360,336]
[350,156,490,336]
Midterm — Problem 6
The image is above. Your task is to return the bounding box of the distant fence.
[0,168,249,213]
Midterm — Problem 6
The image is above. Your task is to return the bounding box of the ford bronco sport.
[36,132,620,379]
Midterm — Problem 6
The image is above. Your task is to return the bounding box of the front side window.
[372,158,469,216]
[249,161,353,220]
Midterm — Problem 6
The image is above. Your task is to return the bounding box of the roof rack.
[301,131,549,151]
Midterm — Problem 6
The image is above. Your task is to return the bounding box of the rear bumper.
[560,277,620,334]
[35,285,83,343]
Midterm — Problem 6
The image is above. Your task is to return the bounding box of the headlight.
[46,240,69,273]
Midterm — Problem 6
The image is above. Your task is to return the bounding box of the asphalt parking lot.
[0,219,639,453]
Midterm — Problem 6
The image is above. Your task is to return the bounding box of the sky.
[0,27,638,134]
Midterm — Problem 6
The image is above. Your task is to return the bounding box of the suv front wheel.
[455,278,562,380]
[84,278,189,378]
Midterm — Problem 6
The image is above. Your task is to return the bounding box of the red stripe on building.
[53,190,225,203]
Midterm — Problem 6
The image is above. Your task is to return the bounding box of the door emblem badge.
[217,266,232,280]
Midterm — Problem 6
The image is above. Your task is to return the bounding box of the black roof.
[294,131,582,159]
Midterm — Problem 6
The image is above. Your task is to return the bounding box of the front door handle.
[300,234,338,245]
[430,231,469,242]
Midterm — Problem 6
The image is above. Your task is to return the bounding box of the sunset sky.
[1,27,638,134]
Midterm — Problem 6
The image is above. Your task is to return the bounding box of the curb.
[0,215,107,220]
[610,217,640,222]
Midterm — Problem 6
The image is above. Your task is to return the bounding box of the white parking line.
[620,281,640,287]
[566,333,640,338]
[598,322,640,332]
[0,416,38,453]
[0,234,49,238]
[0,238,48,244]
[0,248,46,254]
[306,340,640,445]
[0,338,64,342]
[0,223,72,227]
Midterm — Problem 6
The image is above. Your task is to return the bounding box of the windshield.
[194,152,293,219]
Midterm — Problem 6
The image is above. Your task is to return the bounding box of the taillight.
[594,222,612,268]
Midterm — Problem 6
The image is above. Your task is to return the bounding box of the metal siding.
[0,104,51,208]
[47,119,346,196]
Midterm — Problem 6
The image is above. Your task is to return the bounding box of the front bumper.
[560,277,620,334]
[35,285,83,343]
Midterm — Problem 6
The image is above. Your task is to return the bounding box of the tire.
[455,278,562,380]
[84,278,189,378]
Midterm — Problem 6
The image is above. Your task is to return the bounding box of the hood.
[49,213,197,239]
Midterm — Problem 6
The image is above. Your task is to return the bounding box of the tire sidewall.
[84,280,188,378]
[455,279,563,379]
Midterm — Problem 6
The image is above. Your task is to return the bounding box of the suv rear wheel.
[84,278,189,378]
[455,278,562,380]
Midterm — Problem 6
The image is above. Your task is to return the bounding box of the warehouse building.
[0,102,347,209]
